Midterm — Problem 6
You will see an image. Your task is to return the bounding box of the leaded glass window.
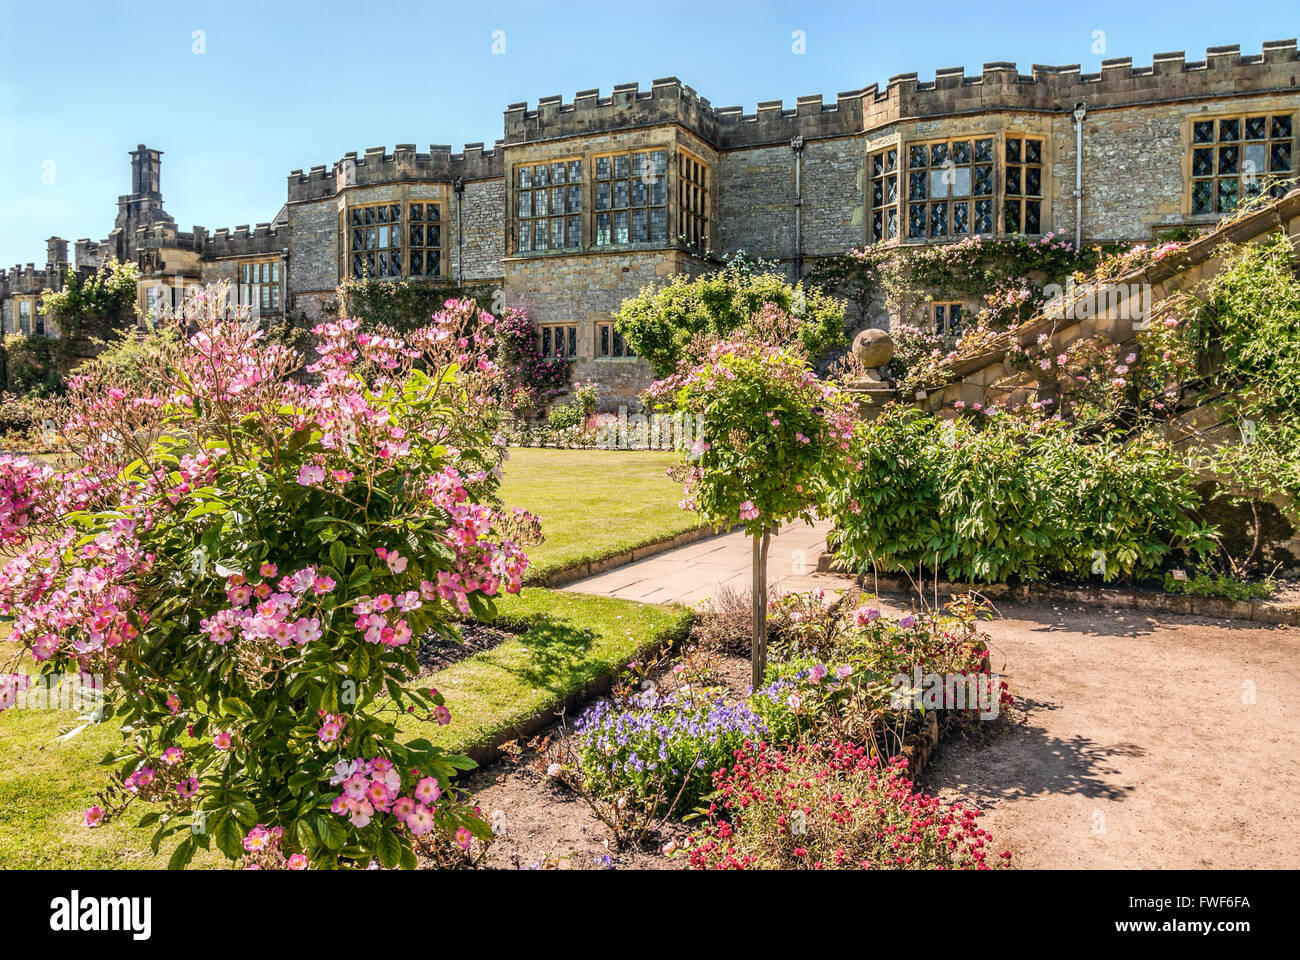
[1190,113,1295,215]
[933,301,963,337]
[595,150,668,246]
[238,258,281,312]
[596,322,635,357]
[407,203,442,277]
[1003,137,1043,235]
[906,137,994,240]
[870,147,899,242]
[348,202,404,278]
[516,159,582,253]
[678,148,709,249]
[539,323,578,359]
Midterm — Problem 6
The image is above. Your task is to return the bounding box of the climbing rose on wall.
[0,284,538,869]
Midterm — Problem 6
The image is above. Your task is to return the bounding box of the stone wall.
[503,247,711,409]
[286,197,338,315]
[452,177,506,284]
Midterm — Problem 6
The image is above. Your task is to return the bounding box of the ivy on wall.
[332,277,497,333]
[37,258,140,362]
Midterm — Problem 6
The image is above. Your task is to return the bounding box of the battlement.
[286,140,505,202]
[500,40,1297,149]
[132,221,205,253]
[857,39,1299,127]
[504,78,723,146]
[202,221,287,259]
[0,262,65,295]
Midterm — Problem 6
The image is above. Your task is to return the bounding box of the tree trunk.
[751,525,771,689]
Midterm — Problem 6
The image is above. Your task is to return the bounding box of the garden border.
[818,557,1300,625]
[458,608,696,767]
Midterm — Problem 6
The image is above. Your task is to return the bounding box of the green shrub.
[613,267,847,377]
[830,407,1209,583]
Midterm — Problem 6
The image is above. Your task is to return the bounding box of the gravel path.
[920,602,1300,868]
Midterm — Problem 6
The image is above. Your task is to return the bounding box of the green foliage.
[1163,571,1275,601]
[614,266,847,377]
[38,259,139,360]
[334,277,496,333]
[0,335,61,395]
[545,382,597,430]
[650,341,856,536]
[1193,233,1300,425]
[830,407,1210,584]
[0,391,51,448]
[808,234,1102,331]
[83,324,181,393]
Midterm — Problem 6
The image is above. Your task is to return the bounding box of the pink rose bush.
[648,322,858,686]
[0,285,537,869]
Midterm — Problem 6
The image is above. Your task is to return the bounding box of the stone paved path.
[562,518,855,606]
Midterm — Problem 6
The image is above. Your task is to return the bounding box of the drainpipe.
[1072,102,1087,250]
[453,176,465,287]
[280,246,289,318]
[791,135,805,278]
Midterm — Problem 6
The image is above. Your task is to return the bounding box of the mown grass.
[500,448,706,583]
[401,588,692,754]
[0,639,223,869]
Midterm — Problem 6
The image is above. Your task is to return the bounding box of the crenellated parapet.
[201,222,287,259]
[504,78,722,146]
[500,40,1298,150]
[0,262,66,296]
[286,141,505,202]
[857,39,1299,128]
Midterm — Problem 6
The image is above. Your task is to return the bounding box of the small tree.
[649,334,856,686]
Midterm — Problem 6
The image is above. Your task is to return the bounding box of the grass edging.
[407,589,696,767]
[531,524,734,588]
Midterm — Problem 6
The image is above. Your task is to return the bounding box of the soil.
[415,620,522,675]
[459,642,754,870]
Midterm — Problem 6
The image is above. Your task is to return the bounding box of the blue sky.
[1,0,1296,267]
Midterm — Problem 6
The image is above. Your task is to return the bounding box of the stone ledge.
[817,556,1299,624]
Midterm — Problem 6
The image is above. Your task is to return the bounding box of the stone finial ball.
[852,327,895,368]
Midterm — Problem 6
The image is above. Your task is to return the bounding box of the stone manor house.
[2,39,1297,406]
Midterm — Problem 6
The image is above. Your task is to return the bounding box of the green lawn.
[0,655,221,869]
[501,448,706,583]
[402,588,691,754]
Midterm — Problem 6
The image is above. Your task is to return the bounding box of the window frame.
[514,157,584,255]
[538,322,578,360]
[13,296,40,337]
[595,321,635,358]
[237,257,281,314]
[677,146,709,251]
[1002,134,1045,236]
[904,134,998,242]
[592,148,670,248]
[340,198,444,281]
[869,145,900,244]
[1187,111,1296,217]
[931,300,964,337]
